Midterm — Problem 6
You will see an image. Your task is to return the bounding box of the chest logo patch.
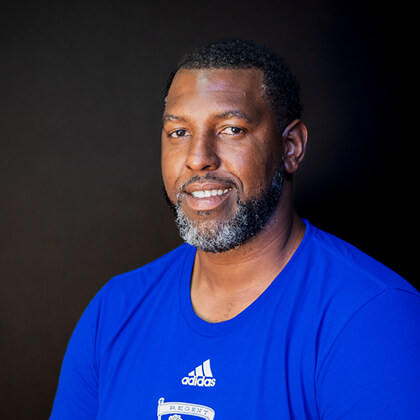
[181,359,216,387]
[158,398,215,420]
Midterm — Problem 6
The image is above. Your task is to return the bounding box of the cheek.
[161,142,190,203]
[232,146,279,196]
[161,145,179,200]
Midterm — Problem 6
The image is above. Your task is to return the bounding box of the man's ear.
[281,119,308,174]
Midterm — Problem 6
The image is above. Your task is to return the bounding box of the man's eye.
[169,129,189,138]
[220,126,244,135]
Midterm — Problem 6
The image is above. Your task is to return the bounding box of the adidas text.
[182,359,216,387]
[181,376,216,387]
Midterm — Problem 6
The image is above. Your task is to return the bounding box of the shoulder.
[70,244,195,360]
[304,219,418,295]
[300,221,420,370]
[99,243,194,299]
[79,244,195,329]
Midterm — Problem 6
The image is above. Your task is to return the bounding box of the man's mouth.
[180,179,236,212]
[190,188,232,198]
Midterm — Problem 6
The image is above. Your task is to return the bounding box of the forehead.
[165,68,269,116]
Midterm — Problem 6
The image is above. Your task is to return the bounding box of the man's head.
[164,38,302,133]
[161,39,307,253]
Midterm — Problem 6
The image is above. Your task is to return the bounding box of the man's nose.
[185,132,220,172]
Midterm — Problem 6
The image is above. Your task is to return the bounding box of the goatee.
[165,160,284,253]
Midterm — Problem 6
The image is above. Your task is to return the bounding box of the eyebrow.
[163,110,252,124]
[162,114,187,123]
[214,110,251,122]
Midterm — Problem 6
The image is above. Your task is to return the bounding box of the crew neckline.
[179,219,313,337]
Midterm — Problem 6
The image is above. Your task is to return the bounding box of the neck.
[190,193,306,322]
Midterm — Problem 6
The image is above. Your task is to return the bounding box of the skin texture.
[162,68,308,322]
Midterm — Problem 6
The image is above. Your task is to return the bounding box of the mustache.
[178,174,239,195]
[161,173,238,213]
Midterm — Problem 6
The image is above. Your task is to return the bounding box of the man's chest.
[95,312,318,419]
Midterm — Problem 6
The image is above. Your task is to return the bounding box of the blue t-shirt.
[50,220,420,419]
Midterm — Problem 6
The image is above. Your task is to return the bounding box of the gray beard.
[172,162,284,253]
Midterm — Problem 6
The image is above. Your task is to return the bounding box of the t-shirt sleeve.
[49,292,102,420]
[316,288,420,420]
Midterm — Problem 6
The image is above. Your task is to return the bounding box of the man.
[50,39,420,419]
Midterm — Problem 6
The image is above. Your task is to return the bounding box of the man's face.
[161,68,284,252]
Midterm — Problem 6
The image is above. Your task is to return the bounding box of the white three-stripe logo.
[188,359,213,378]
[181,359,216,387]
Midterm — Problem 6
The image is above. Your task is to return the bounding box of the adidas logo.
[181,359,216,387]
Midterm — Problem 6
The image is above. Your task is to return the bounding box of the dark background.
[0,1,416,418]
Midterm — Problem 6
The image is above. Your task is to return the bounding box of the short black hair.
[164,38,302,132]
